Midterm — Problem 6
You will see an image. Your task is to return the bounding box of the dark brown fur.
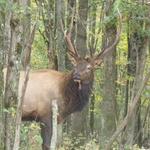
[60,72,94,119]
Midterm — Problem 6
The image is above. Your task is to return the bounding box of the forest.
[0,0,150,150]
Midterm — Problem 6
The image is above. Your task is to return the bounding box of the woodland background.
[0,0,150,150]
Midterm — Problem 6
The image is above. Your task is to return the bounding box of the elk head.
[64,19,121,86]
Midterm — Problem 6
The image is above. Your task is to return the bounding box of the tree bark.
[100,0,117,147]
[55,0,65,71]
[71,0,89,139]
[0,3,5,148]
[55,0,65,147]
[88,1,97,134]
[3,0,29,149]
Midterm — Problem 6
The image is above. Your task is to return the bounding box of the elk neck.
[61,71,94,118]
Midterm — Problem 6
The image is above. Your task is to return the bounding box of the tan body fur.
[20,69,65,120]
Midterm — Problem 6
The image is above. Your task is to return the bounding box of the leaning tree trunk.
[100,0,118,148]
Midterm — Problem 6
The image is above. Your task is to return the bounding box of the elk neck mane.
[61,71,94,118]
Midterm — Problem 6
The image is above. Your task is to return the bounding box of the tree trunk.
[3,0,26,149]
[88,0,97,134]
[0,4,5,148]
[55,0,65,147]
[3,1,14,149]
[55,0,65,71]
[71,0,89,140]
[20,0,31,69]
[100,0,117,147]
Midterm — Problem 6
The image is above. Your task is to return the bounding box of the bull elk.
[3,17,121,150]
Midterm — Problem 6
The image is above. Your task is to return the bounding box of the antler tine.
[65,32,79,59]
[95,9,122,60]
[65,7,80,60]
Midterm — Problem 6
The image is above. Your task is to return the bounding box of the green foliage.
[31,31,49,69]
[59,132,99,150]
[20,122,42,150]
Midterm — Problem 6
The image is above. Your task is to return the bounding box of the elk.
[3,19,121,150]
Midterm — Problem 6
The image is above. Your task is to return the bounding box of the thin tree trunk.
[88,1,97,134]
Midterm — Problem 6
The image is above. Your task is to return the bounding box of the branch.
[105,70,150,150]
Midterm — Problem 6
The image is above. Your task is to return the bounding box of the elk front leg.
[40,116,52,150]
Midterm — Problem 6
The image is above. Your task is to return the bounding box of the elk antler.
[65,32,79,61]
[64,6,80,61]
[94,9,122,63]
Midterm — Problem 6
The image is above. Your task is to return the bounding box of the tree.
[0,0,5,147]
[3,0,32,149]
[100,0,118,147]
[88,0,97,134]
[71,0,89,139]
[125,1,149,147]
